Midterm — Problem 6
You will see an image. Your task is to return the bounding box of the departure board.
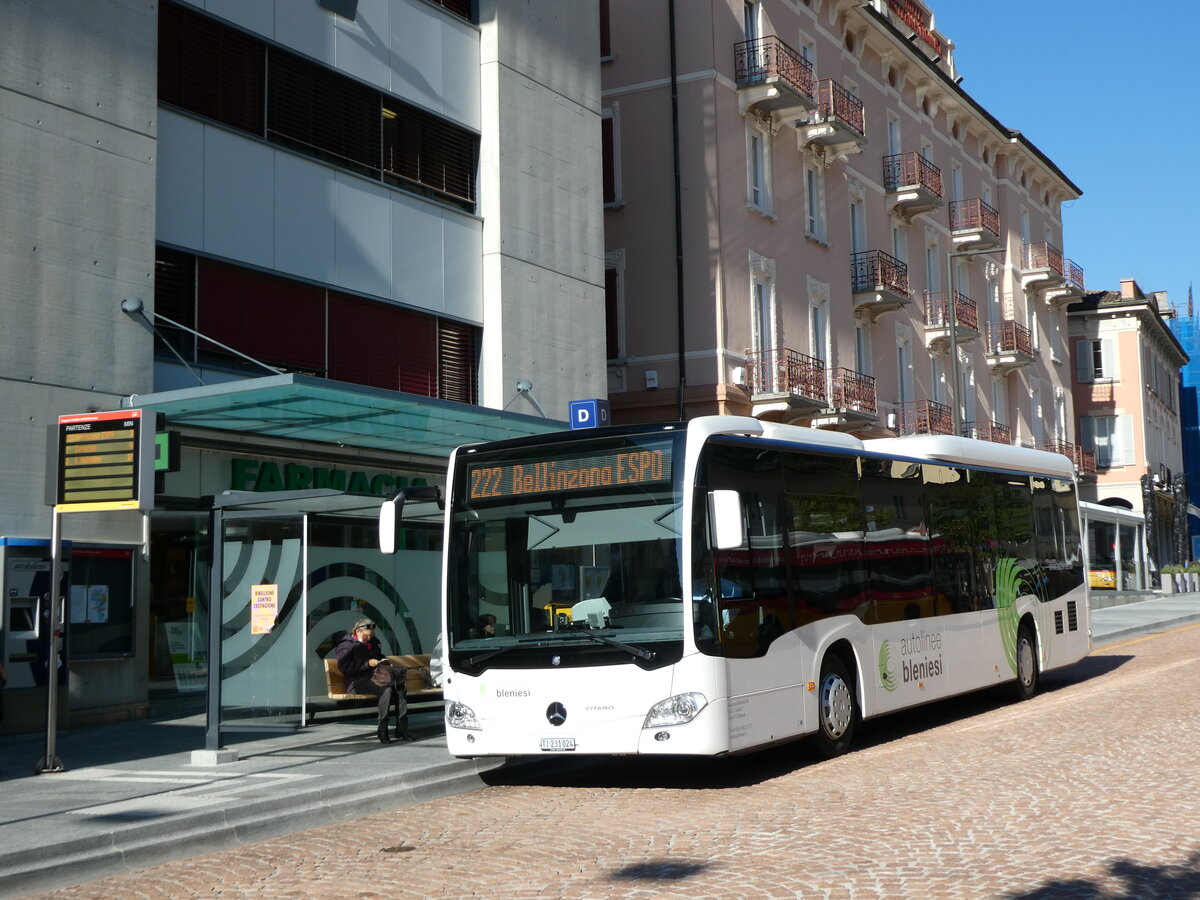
[57,409,151,511]
[465,445,673,502]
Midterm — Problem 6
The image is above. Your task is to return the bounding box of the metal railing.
[1022,240,1064,276]
[1039,437,1077,460]
[896,399,953,436]
[985,320,1033,356]
[851,250,909,296]
[744,347,826,400]
[815,78,865,137]
[883,151,943,197]
[828,367,877,415]
[1065,258,1085,291]
[962,420,1012,444]
[949,198,1000,236]
[924,290,978,332]
[1075,448,1096,476]
[734,36,816,99]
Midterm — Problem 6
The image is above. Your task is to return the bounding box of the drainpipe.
[669,0,686,420]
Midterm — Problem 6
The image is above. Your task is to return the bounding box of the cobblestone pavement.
[23,624,1200,900]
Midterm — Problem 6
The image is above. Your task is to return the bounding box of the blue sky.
[931,2,1199,310]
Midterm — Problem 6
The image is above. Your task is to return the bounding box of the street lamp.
[945,245,1004,435]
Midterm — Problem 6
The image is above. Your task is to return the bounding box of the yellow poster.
[251,584,279,635]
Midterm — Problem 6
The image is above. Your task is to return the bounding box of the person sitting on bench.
[334,619,412,743]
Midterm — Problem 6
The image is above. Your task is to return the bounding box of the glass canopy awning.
[123,373,565,457]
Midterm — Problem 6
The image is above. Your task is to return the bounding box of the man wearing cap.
[334,618,408,743]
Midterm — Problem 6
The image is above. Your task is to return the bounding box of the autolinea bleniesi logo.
[878,640,897,692]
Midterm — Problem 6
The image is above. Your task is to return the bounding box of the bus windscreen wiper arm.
[569,631,656,660]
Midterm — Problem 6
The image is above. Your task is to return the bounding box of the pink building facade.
[1068,279,1189,583]
[601,0,1087,466]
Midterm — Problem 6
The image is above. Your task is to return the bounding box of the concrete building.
[0,0,604,732]
[601,0,1088,461]
[1068,279,1189,588]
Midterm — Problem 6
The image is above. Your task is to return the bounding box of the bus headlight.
[642,692,707,728]
[446,701,481,730]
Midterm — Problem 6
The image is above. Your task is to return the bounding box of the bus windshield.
[446,431,686,671]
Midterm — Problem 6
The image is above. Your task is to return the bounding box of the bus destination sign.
[466,445,673,502]
[56,409,153,512]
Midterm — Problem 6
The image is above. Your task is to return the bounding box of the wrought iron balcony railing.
[734,36,816,99]
[828,367,876,415]
[924,290,978,332]
[815,78,865,137]
[949,198,1000,236]
[896,399,953,436]
[1065,258,1085,292]
[1076,447,1097,476]
[1038,438,1077,460]
[985,320,1034,357]
[883,151,943,197]
[962,420,1011,444]
[851,250,909,296]
[1023,240,1064,276]
[744,347,826,400]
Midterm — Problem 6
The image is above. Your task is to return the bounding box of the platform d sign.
[569,399,611,430]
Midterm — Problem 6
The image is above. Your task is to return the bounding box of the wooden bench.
[320,654,443,714]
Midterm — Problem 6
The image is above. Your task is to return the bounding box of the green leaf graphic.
[995,557,1022,675]
[878,640,897,692]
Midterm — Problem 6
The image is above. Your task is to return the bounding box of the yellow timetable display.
[56,409,153,512]
[466,447,672,501]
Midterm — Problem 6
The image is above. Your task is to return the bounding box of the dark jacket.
[334,633,384,694]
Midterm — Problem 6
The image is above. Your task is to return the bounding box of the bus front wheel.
[1013,623,1039,701]
[813,655,858,758]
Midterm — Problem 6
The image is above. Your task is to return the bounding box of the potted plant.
[1188,563,1200,593]
[1161,565,1181,594]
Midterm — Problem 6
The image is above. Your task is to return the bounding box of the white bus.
[398,416,1089,758]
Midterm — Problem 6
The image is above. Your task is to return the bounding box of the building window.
[599,0,612,59]
[157,248,478,403]
[1075,338,1117,382]
[805,161,825,241]
[750,252,777,355]
[604,251,625,361]
[747,121,772,214]
[602,107,622,206]
[158,0,478,210]
[1080,415,1133,469]
[855,323,871,375]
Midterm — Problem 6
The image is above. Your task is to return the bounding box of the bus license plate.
[540,737,576,751]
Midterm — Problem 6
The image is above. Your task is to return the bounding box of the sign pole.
[35,508,65,774]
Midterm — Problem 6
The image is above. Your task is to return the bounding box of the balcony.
[1075,447,1097,479]
[923,290,979,350]
[851,250,910,318]
[884,152,943,221]
[962,420,1012,445]
[799,78,866,161]
[1038,437,1076,461]
[949,198,1001,251]
[744,347,827,421]
[1045,257,1086,306]
[895,399,953,437]
[734,36,817,120]
[811,366,877,428]
[1021,240,1066,295]
[983,320,1035,373]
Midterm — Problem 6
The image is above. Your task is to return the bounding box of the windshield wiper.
[561,631,656,660]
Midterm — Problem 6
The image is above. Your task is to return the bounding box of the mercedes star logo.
[546,702,567,726]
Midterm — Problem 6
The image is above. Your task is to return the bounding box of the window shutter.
[1078,415,1094,451]
[1074,339,1092,383]
[437,320,478,404]
[158,1,265,136]
[1102,337,1118,381]
[1119,414,1135,467]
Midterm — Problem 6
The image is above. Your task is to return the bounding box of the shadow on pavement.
[482,653,1136,792]
[1002,849,1200,899]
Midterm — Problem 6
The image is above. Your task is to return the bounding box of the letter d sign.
[568,399,611,430]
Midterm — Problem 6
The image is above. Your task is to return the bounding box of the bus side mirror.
[380,485,443,554]
[708,489,745,550]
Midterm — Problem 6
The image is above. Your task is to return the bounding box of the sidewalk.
[1,593,1198,898]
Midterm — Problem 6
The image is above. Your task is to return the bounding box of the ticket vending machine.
[1,539,69,732]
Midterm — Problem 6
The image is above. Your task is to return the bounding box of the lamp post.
[945,244,1003,435]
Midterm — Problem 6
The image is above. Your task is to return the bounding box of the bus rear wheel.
[813,655,858,758]
[1013,623,1039,701]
